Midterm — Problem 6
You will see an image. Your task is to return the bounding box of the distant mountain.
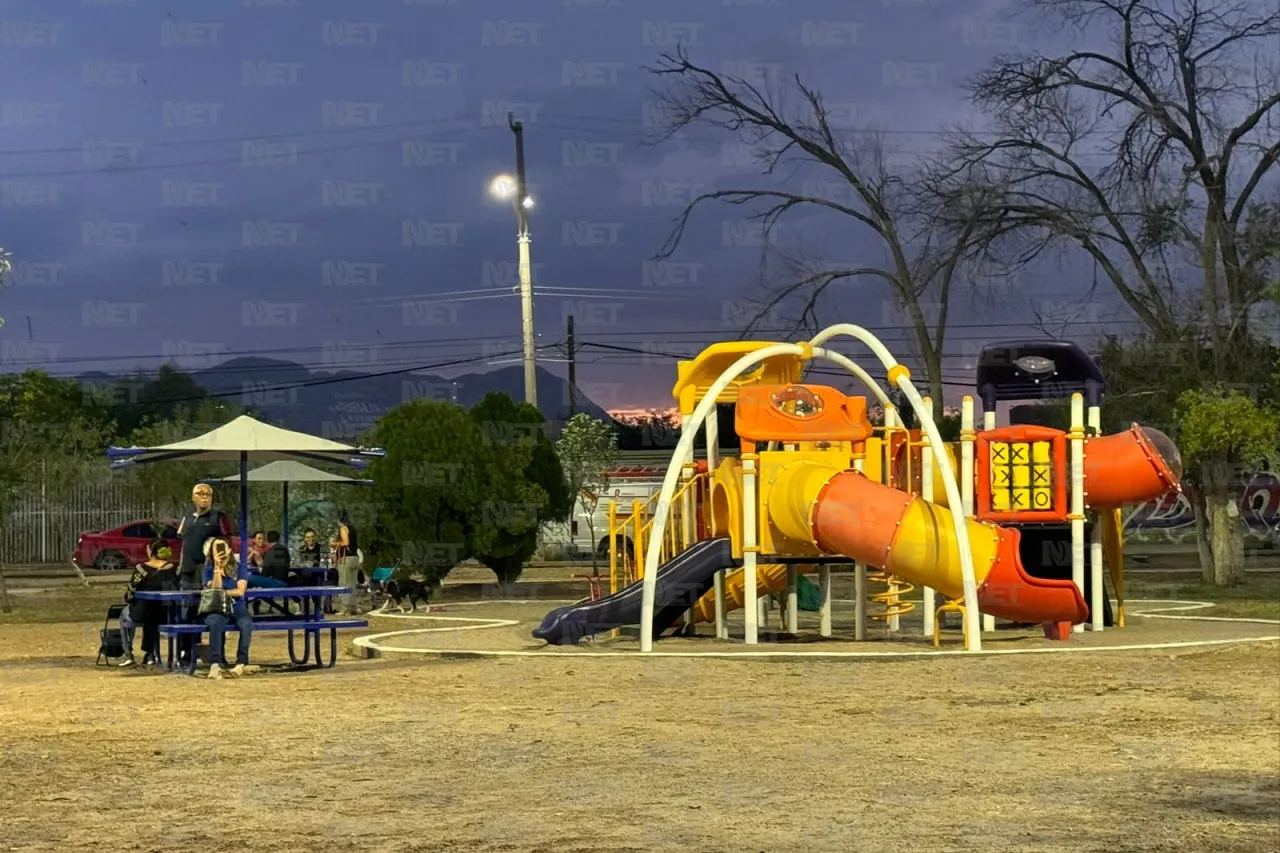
[77,358,615,438]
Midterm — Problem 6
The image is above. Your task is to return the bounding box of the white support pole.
[818,565,832,637]
[921,396,936,638]
[678,413,696,634]
[712,572,727,640]
[639,343,805,652]
[883,371,982,651]
[785,565,799,633]
[742,451,759,646]
[1070,393,1086,634]
[980,405,997,633]
[960,397,976,519]
[852,452,867,641]
[854,564,867,641]
[1087,403,1104,632]
[705,412,727,640]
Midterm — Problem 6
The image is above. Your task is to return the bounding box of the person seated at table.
[297,528,323,568]
[203,537,253,679]
[261,530,291,583]
[243,527,291,607]
[247,530,266,571]
[119,539,177,667]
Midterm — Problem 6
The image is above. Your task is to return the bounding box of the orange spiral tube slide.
[1083,425,1183,509]
[768,461,1090,624]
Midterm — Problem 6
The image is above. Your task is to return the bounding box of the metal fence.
[1,470,155,564]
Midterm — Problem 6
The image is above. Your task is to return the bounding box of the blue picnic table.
[132,586,366,673]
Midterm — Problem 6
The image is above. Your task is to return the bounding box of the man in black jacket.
[175,482,232,663]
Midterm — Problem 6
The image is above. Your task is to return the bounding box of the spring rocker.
[533,326,1182,652]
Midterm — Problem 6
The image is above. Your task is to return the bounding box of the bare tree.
[644,48,993,409]
[934,0,1280,584]
[938,0,1280,368]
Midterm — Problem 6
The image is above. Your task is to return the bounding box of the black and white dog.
[378,576,441,613]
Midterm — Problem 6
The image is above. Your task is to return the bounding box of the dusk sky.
[0,0,1156,410]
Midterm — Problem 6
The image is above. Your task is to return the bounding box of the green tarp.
[770,573,822,611]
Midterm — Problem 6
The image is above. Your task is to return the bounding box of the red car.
[73,518,242,571]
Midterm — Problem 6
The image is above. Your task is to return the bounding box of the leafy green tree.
[0,371,115,518]
[1174,388,1280,586]
[466,392,569,584]
[556,413,619,571]
[100,365,213,437]
[366,400,504,583]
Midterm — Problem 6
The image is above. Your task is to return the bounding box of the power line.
[0,123,486,179]
[0,110,1099,160]
[0,315,1148,370]
[0,115,479,158]
[0,109,1132,179]
[77,344,564,410]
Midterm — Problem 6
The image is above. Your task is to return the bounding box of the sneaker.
[117,656,136,667]
[208,663,223,680]
[228,664,246,678]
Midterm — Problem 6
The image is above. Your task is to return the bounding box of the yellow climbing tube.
[688,563,789,623]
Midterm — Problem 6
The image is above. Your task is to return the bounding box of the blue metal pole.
[239,451,249,579]
[282,481,290,547]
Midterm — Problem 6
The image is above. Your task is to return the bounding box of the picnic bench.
[133,586,367,674]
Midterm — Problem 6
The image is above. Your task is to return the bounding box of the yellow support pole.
[633,499,644,581]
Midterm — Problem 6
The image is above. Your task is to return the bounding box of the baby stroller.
[365,566,396,611]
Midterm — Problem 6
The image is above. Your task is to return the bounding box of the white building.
[543,449,726,557]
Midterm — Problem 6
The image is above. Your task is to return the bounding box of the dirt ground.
[2,572,1279,852]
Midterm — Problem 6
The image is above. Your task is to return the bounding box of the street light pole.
[510,113,537,409]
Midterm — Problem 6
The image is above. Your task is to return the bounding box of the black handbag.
[197,586,231,618]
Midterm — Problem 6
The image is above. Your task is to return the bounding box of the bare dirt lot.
[2,570,1278,853]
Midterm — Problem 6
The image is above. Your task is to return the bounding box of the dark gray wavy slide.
[531,538,736,646]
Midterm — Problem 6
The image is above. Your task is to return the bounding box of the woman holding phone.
[202,537,254,679]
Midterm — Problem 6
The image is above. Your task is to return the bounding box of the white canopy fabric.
[107,415,379,465]
[216,460,370,484]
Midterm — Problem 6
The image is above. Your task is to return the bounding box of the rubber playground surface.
[1,573,1278,852]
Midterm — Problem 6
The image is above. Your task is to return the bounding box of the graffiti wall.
[1126,472,1280,542]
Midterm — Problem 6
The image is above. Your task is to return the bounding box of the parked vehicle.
[73,519,242,570]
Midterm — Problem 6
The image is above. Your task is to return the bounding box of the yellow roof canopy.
[672,341,806,415]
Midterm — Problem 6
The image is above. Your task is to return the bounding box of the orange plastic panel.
[890,430,924,493]
[734,384,872,443]
[976,425,1068,522]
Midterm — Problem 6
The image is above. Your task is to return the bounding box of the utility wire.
[0,315,1147,370]
[0,109,1129,178]
[0,123,486,179]
[0,110,1077,160]
[72,345,563,410]
[0,115,478,157]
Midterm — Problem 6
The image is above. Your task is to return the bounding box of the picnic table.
[132,586,366,673]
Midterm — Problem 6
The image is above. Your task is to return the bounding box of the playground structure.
[532,325,1183,653]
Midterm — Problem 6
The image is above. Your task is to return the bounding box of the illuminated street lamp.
[489,125,537,408]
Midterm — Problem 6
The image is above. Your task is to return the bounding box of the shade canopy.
[106,415,384,572]
[215,460,374,485]
[106,414,385,467]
